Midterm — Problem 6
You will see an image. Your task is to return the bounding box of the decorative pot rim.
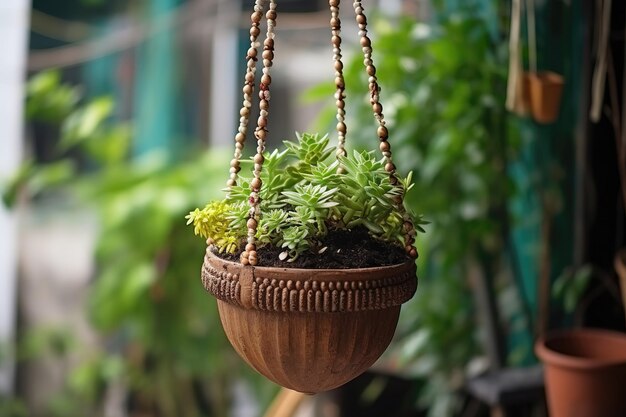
[201,247,417,313]
[526,70,565,85]
[535,328,626,370]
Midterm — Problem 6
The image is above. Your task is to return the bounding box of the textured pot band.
[202,250,417,312]
[226,0,417,265]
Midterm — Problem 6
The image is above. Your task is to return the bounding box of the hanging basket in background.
[194,0,419,394]
[507,0,565,123]
[527,71,564,124]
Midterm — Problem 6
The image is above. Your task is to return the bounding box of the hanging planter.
[521,0,564,124]
[188,0,422,393]
[527,71,564,124]
[202,252,416,393]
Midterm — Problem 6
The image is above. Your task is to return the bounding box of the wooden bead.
[241,252,250,265]
[251,178,262,190]
[235,132,245,143]
[247,47,257,58]
[366,65,376,76]
[245,72,255,83]
[243,84,253,95]
[247,218,258,230]
[246,243,256,252]
[377,126,388,139]
[329,0,339,7]
[372,103,382,114]
[335,77,345,88]
[260,99,269,110]
[332,35,341,46]
[264,38,274,49]
[227,179,236,187]
[385,162,396,172]
[254,154,264,164]
[334,61,343,71]
[256,129,267,140]
[257,116,266,128]
[266,10,276,20]
[356,14,366,25]
[250,26,260,37]
[261,74,271,86]
[262,50,274,60]
[337,122,346,134]
[330,17,340,29]
[251,12,262,23]
[379,142,390,152]
[409,248,418,259]
[360,36,371,48]
[336,99,345,109]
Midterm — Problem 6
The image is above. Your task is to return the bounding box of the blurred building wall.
[0,0,30,395]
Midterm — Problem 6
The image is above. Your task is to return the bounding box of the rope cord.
[241,0,277,266]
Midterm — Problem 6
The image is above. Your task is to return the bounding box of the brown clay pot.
[201,249,417,393]
[527,71,564,124]
[535,329,626,417]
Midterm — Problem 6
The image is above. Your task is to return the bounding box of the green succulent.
[187,132,423,261]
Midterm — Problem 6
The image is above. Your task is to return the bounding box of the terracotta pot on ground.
[201,249,417,394]
[535,329,626,417]
[527,71,564,124]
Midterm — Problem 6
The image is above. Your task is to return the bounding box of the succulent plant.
[186,132,425,262]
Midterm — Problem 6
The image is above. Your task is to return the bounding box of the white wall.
[0,0,29,395]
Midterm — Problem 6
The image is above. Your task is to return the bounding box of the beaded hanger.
[227,0,417,266]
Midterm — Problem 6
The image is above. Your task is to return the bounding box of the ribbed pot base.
[218,300,400,393]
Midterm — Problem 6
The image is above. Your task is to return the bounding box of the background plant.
[3,71,278,416]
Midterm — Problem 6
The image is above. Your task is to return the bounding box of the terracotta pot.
[535,329,626,417]
[201,249,417,393]
[527,71,564,124]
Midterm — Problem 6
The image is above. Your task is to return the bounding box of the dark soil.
[218,227,410,269]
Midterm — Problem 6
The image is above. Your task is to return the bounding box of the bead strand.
[353,1,417,258]
[329,0,347,168]
[227,0,267,190]
[242,0,277,266]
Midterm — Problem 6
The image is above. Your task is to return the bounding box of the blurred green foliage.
[306,6,517,417]
[2,71,278,416]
